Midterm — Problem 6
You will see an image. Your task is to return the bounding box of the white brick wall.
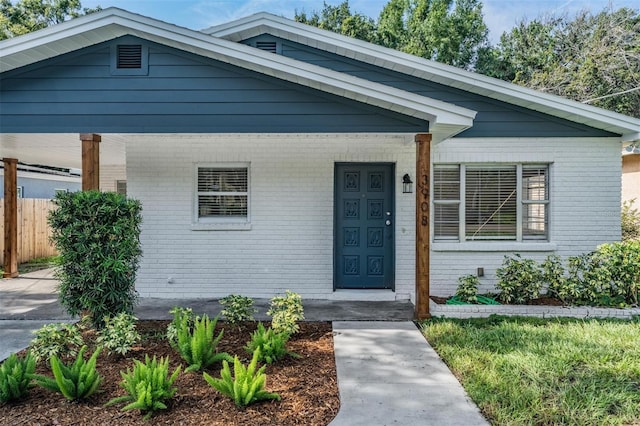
[127,134,416,299]
[127,134,621,301]
[431,137,622,296]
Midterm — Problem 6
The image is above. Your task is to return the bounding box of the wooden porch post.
[80,133,101,191]
[3,158,19,278]
[415,133,431,319]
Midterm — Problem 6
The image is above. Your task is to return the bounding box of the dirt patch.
[430,295,565,306]
[0,321,339,425]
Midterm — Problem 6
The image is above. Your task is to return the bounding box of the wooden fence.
[0,199,58,265]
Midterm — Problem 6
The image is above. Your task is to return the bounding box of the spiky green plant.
[34,346,102,401]
[175,314,232,372]
[106,355,181,420]
[245,323,299,364]
[203,349,281,407]
[0,352,36,402]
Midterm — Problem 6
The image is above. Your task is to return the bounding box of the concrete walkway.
[0,269,488,425]
[330,321,488,426]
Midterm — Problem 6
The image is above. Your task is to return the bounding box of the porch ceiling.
[1,133,126,169]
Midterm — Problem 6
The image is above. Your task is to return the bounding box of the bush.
[203,349,281,407]
[96,313,140,356]
[29,323,84,364]
[0,352,36,403]
[245,323,299,364]
[622,199,640,241]
[106,355,181,420]
[34,346,102,401]
[267,291,304,335]
[48,191,142,329]
[455,275,479,303]
[496,254,543,304]
[174,314,232,372]
[219,294,257,325]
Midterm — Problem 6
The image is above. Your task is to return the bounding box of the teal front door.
[334,163,395,289]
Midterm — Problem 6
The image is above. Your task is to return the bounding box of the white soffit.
[206,12,640,143]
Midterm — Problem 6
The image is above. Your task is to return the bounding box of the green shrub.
[175,314,232,372]
[48,191,142,329]
[106,355,181,420]
[29,323,84,363]
[34,346,102,401]
[245,323,299,364]
[267,291,304,335]
[96,313,140,356]
[0,352,36,402]
[203,349,281,407]
[455,275,479,303]
[166,307,197,347]
[542,255,574,304]
[622,199,640,241]
[496,254,543,304]
[219,294,257,325]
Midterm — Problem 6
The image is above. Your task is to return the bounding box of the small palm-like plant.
[106,355,181,420]
[203,349,281,407]
[34,346,102,401]
[175,314,232,372]
[0,352,36,402]
[245,323,299,364]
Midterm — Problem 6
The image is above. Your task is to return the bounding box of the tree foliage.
[479,7,640,117]
[295,0,489,70]
[0,0,99,40]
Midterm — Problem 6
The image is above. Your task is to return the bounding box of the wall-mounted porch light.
[402,173,413,193]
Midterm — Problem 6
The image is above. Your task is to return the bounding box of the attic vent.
[256,41,277,53]
[117,45,142,68]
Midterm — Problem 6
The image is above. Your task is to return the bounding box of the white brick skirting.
[430,300,640,319]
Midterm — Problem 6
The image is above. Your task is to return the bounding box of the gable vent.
[256,41,277,53]
[117,45,142,68]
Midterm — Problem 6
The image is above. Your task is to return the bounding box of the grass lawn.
[420,315,640,425]
[0,256,59,275]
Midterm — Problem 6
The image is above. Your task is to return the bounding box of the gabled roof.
[205,12,640,143]
[0,7,477,142]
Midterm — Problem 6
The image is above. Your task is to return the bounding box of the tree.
[0,0,99,40]
[296,0,489,70]
[479,7,640,118]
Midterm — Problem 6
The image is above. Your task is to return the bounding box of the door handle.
[385,220,392,226]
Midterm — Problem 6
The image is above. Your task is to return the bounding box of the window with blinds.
[197,166,249,220]
[433,164,549,242]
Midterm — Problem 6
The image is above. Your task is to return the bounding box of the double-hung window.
[433,164,549,241]
[196,165,249,226]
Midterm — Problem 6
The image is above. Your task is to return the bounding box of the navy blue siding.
[0,37,428,133]
[244,35,615,138]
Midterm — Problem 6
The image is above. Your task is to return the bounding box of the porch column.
[80,133,101,190]
[3,158,19,278]
[415,133,431,319]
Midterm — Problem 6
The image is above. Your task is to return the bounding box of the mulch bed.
[430,295,565,306]
[0,321,340,426]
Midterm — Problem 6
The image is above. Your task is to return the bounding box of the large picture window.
[433,164,549,241]
[196,165,249,222]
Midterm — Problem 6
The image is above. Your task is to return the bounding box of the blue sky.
[81,0,637,43]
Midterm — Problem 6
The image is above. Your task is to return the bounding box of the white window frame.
[192,163,251,231]
[433,163,550,243]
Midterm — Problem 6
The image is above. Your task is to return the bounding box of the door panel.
[335,163,394,289]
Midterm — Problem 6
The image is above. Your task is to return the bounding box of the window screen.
[197,167,248,219]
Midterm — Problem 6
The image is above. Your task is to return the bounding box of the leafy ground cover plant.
[106,355,181,420]
[29,323,83,363]
[267,291,304,335]
[96,313,140,356]
[421,316,640,425]
[174,314,232,372]
[219,294,257,325]
[203,348,281,407]
[454,275,479,303]
[34,346,102,401]
[496,254,543,304]
[245,323,299,364]
[0,352,36,403]
[48,190,142,329]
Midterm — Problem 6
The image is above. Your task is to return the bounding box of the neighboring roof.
[205,12,640,143]
[0,7,476,142]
